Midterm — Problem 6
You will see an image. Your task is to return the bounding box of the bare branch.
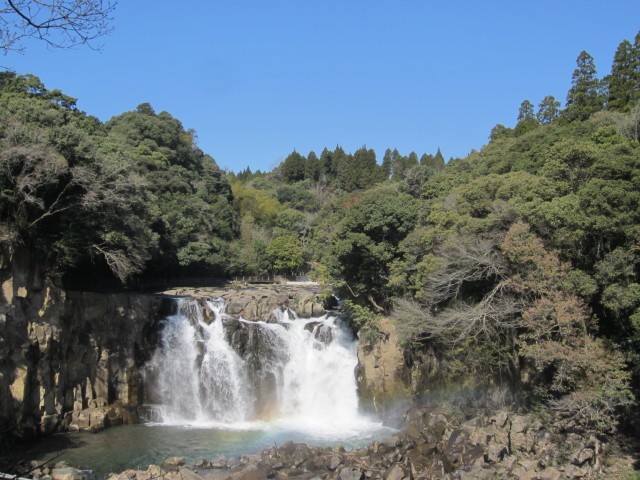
[422,234,509,307]
[393,283,524,346]
[0,0,116,53]
[91,242,145,282]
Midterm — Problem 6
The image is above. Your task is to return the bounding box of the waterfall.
[145,298,252,424]
[145,298,371,434]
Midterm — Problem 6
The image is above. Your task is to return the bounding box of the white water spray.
[146,298,252,424]
[145,297,378,436]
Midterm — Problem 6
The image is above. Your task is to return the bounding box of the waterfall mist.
[144,298,381,438]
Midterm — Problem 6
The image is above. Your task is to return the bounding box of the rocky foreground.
[10,407,637,480]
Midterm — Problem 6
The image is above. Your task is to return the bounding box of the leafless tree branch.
[0,0,116,53]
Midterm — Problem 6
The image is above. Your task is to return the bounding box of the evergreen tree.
[608,39,637,111]
[565,50,605,121]
[237,166,252,181]
[419,153,433,166]
[356,146,379,189]
[304,151,321,183]
[391,148,405,180]
[537,95,561,124]
[280,150,307,183]
[381,148,393,180]
[433,148,446,169]
[331,146,350,189]
[407,151,419,168]
[320,147,333,182]
[336,146,377,192]
[515,108,540,136]
[518,99,535,121]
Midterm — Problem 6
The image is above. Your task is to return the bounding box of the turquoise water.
[3,422,394,479]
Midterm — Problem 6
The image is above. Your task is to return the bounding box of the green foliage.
[322,185,417,306]
[518,99,535,121]
[335,146,379,191]
[0,73,237,283]
[565,50,605,122]
[265,234,306,273]
[608,37,640,112]
[276,180,319,211]
[537,95,561,124]
[341,300,381,344]
[280,151,307,183]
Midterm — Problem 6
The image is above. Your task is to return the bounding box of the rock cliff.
[0,247,172,443]
[0,245,413,444]
[0,251,341,443]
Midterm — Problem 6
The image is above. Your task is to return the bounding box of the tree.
[304,150,321,183]
[380,148,392,181]
[420,148,445,175]
[517,99,535,121]
[565,51,605,121]
[265,234,305,274]
[489,124,514,141]
[0,75,156,282]
[327,185,417,307]
[280,150,306,183]
[319,147,334,182]
[608,38,640,111]
[536,95,561,124]
[515,100,539,135]
[336,146,378,192]
[0,0,116,53]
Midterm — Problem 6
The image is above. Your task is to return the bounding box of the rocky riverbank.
[8,406,635,480]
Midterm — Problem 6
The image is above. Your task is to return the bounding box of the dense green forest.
[2,31,640,434]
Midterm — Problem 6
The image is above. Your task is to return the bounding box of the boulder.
[174,467,205,480]
[51,468,94,480]
[228,463,268,480]
[339,467,364,480]
[162,457,186,469]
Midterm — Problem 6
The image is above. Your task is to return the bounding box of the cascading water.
[145,298,252,424]
[145,297,380,437]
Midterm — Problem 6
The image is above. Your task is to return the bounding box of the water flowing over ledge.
[143,297,385,440]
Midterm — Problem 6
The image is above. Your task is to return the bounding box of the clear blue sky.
[4,1,640,172]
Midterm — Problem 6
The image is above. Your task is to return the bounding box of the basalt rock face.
[0,247,168,443]
[356,316,512,427]
[356,317,416,424]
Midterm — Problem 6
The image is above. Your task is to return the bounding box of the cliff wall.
[0,247,170,443]
[0,249,410,443]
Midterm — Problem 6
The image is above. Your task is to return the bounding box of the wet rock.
[51,467,94,480]
[210,457,228,469]
[162,457,186,469]
[65,406,137,433]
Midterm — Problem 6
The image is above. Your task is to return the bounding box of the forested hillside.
[0,72,237,286]
[1,30,640,435]
[231,32,640,434]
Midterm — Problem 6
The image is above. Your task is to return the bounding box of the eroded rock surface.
[162,283,325,322]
